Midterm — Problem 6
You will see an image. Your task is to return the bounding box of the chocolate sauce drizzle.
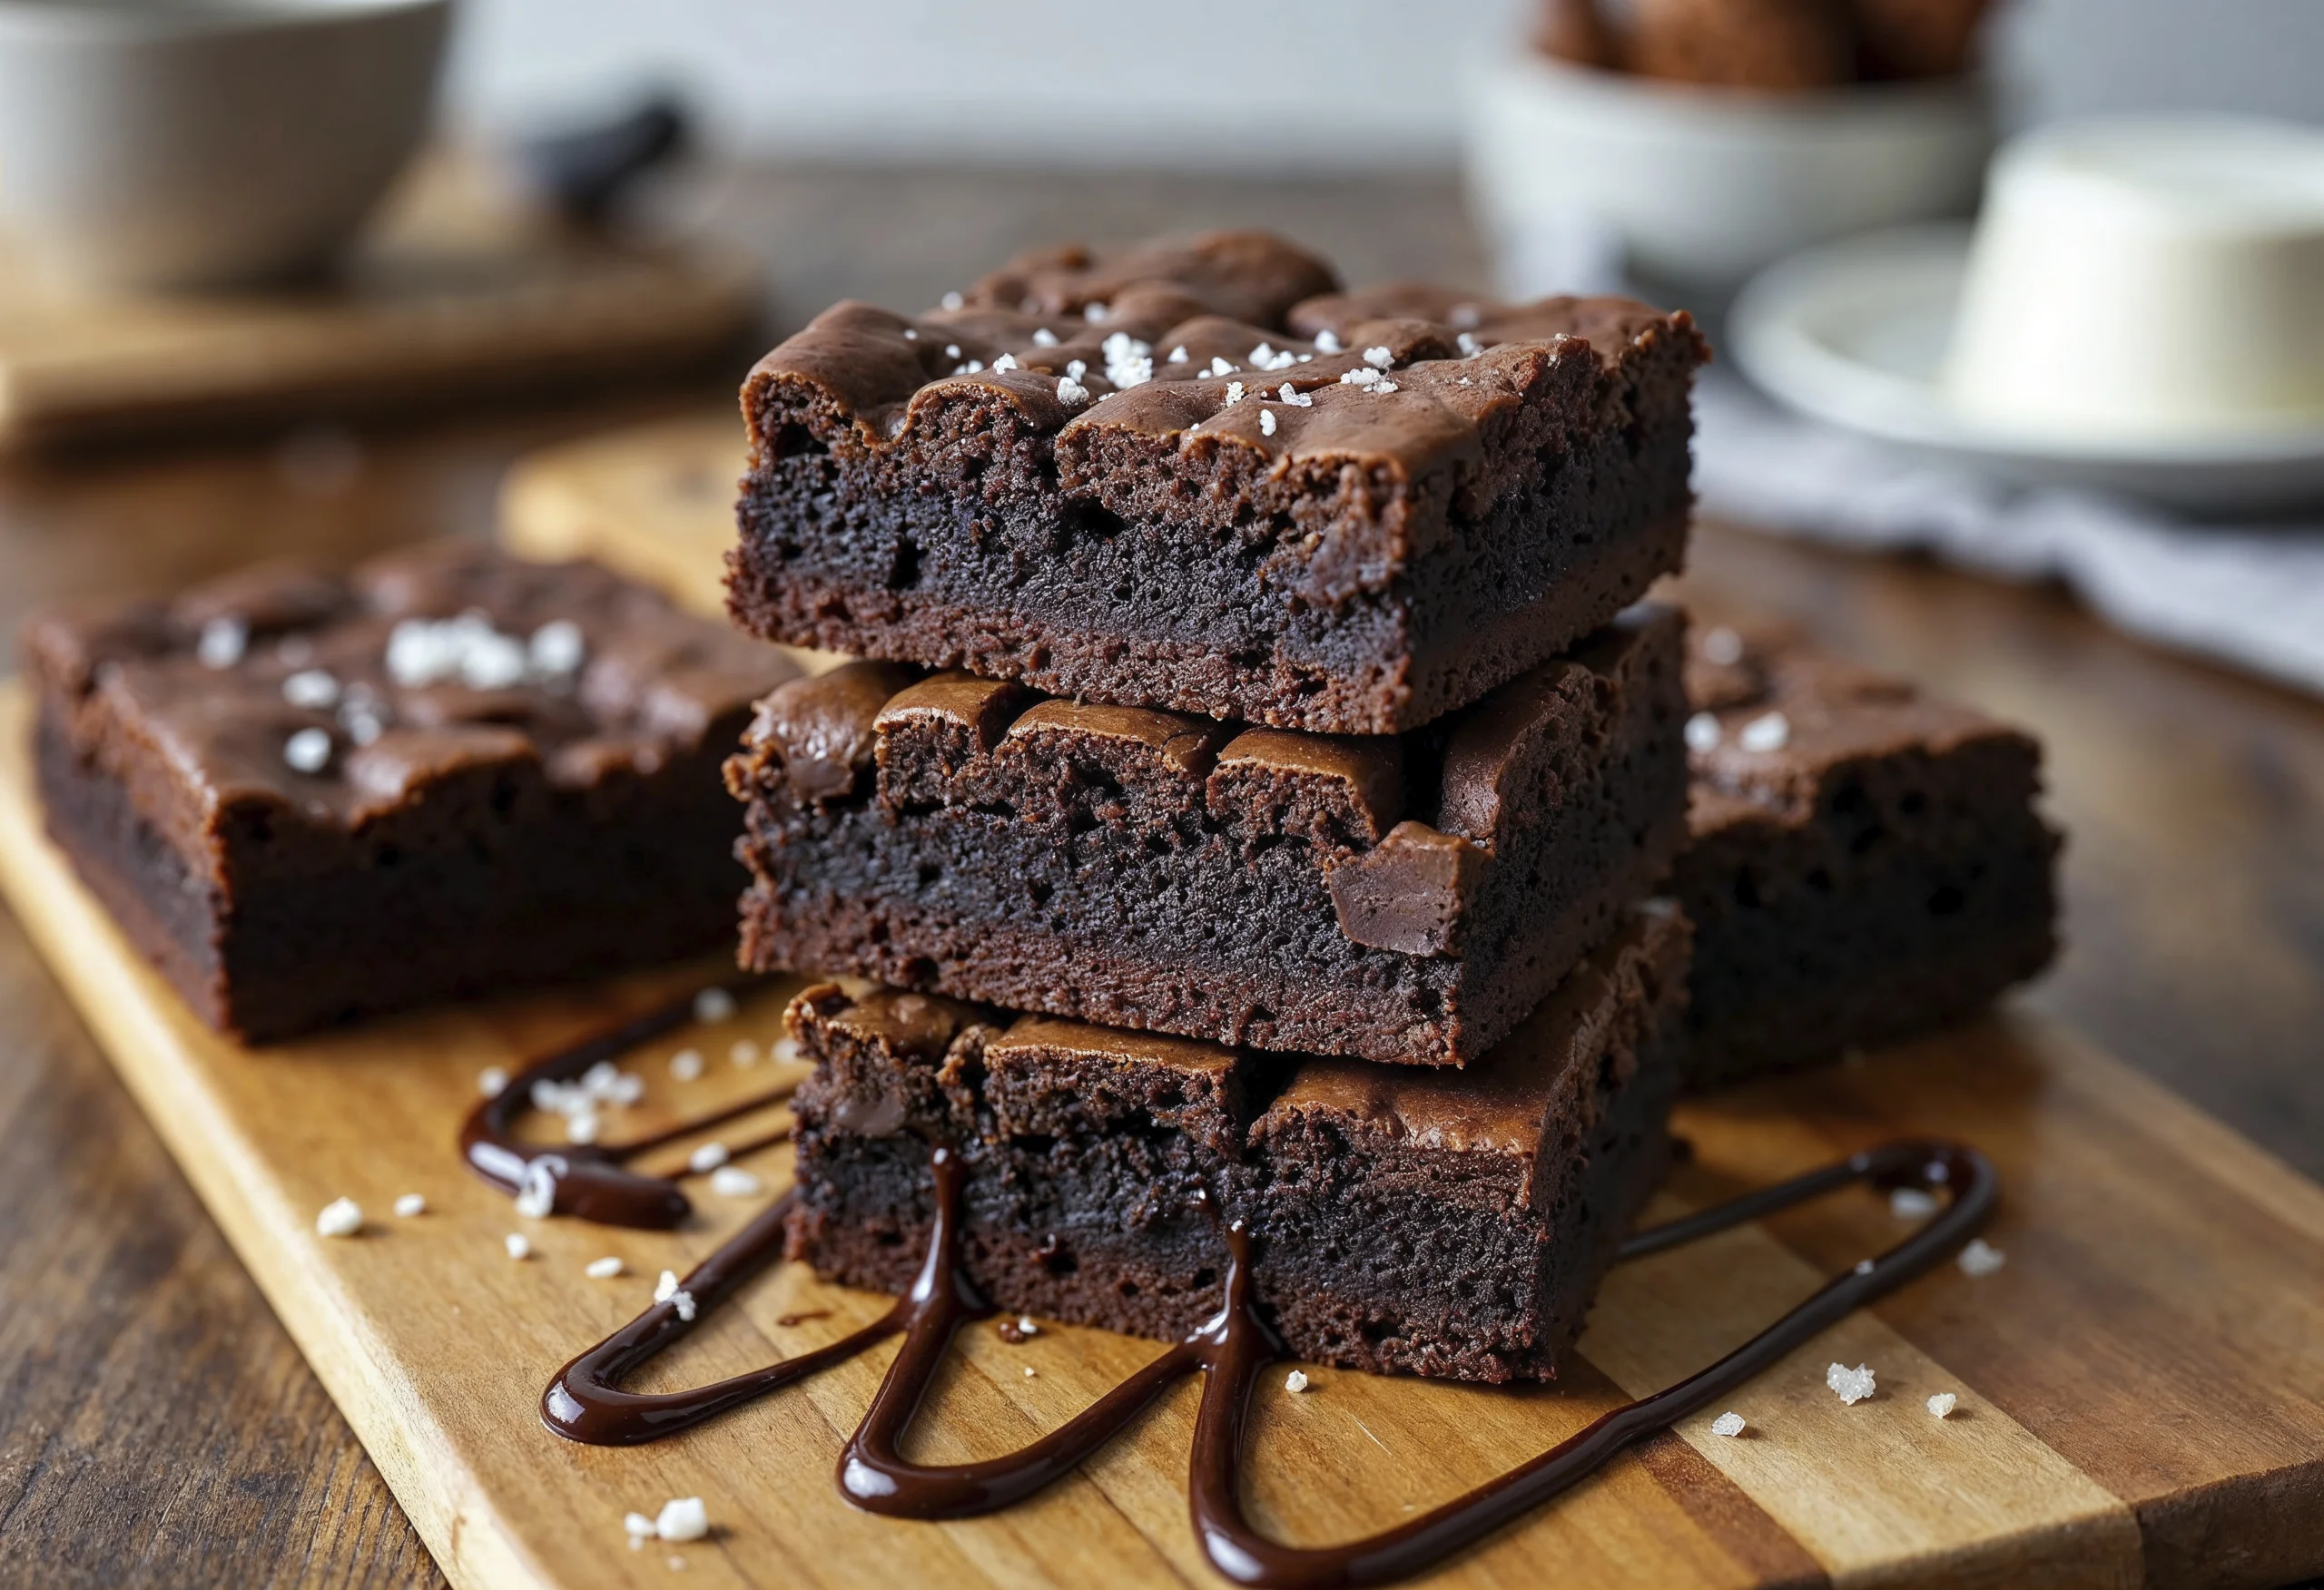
[538,1132,1996,1587]
[458,990,795,1229]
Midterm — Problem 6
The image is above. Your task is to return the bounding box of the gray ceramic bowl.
[0,0,451,290]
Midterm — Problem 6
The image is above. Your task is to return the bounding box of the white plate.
[1728,226,2324,514]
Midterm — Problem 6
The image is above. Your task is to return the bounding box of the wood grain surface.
[1,679,2319,1589]
[2,162,2320,1589]
[0,154,757,449]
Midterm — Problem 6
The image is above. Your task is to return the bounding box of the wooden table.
[1,165,2318,1590]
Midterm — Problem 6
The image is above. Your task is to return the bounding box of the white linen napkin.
[1692,372,2324,697]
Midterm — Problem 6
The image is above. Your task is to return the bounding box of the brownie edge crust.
[729,231,1704,735]
[783,902,1691,1383]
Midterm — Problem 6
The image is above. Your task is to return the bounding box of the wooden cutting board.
[1,684,2319,1590]
[0,159,757,449]
[498,412,745,616]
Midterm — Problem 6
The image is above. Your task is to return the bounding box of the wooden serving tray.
[1,682,2319,1589]
[0,161,756,449]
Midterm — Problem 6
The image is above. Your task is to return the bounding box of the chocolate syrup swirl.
[458,990,795,1229]
[538,1134,1995,1586]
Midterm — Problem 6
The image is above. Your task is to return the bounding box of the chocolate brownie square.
[1670,623,2060,1087]
[729,231,1705,735]
[727,604,1689,1066]
[783,902,1690,1383]
[23,543,799,1041]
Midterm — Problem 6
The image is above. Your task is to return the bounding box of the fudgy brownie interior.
[730,231,1704,735]
[729,605,1689,1065]
[783,903,1690,1382]
[24,543,799,1040]
[1671,622,2060,1085]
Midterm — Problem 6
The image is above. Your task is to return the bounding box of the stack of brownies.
[718,231,1717,1379]
[21,226,2063,1386]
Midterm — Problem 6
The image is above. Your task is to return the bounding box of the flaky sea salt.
[586,1256,625,1280]
[316,1197,363,1237]
[693,986,737,1025]
[1827,1362,1876,1405]
[283,727,332,773]
[1277,383,1312,407]
[1927,1392,1958,1418]
[1259,410,1276,436]
[478,1065,509,1097]
[1890,1187,1941,1219]
[940,290,964,310]
[1701,625,1746,665]
[197,616,248,669]
[528,620,585,676]
[669,1290,697,1322]
[1710,1411,1746,1438]
[1284,1370,1311,1393]
[1056,376,1090,406]
[1032,327,1059,346]
[1958,1238,2007,1276]
[991,353,1019,372]
[1684,712,1722,753]
[655,1269,681,1303]
[1456,331,1482,357]
[393,1193,426,1218]
[515,1162,556,1220]
[655,1497,709,1542]
[709,1166,762,1198]
[625,1511,655,1543]
[688,1142,730,1173]
[669,1048,704,1082]
[1738,712,1791,753]
[729,1039,760,1066]
[282,669,340,709]
[506,1232,532,1261]
[1313,329,1343,354]
[1223,381,1245,406]
[1362,345,1394,368]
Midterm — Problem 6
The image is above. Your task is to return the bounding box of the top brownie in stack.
[729,231,1706,735]
[1671,623,2061,1086]
[24,544,798,1041]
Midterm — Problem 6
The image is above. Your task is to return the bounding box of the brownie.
[728,231,1706,736]
[727,604,1688,1067]
[783,902,1690,1382]
[23,543,800,1042]
[1670,623,2060,1088]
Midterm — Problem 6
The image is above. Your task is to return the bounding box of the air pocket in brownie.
[783,902,1690,1383]
[728,604,1689,1066]
[23,543,800,1042]
[729,230,1705,735]
[1671,623,2061,1086]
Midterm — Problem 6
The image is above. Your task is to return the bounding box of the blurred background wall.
[445,0,2324,169]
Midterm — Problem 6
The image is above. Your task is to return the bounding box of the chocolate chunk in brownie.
[729,231,1705,736]
[23,543,799,1042]
[1670,622,2060,1087]
[727,604,1689,1067]
[783,903,1690,1382]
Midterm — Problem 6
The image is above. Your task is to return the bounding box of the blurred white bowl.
[1465,53,1992,296]
[0,0,451,291]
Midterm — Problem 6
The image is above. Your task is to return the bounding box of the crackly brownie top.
[788,903,1685,1192]
[1256,903,1684,1162]
[743,229,1702,486]
[736,602,1679,857]
[25,542,800,834]
[1683,621,2040,831]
